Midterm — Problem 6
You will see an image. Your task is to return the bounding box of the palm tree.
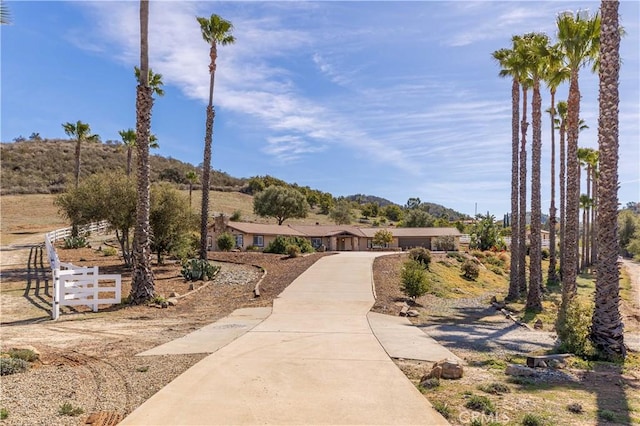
[590,0,625,359]
[556,101,568,280]
[119,129,159,176]
[556,10,600,312]
[130,0,155,305]
[579,192,592,271]
[196,14,235,260]
[185,170,198,208]
[522,32,551,311]
[61,120,99,189]
[492,45,526,301]
[542,43,570,285]
[513,35,532,297]
[578,147,598,271]
[134,66,165,97]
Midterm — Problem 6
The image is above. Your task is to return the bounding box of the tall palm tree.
[512,35,532,297]
[589,152,600,266]
[492,45,527,301]
[185,170,198,208]
[134,66,165,97]
[579,192,592,271]
[556,101,568,280]
[542,43,570,285]
[130,0,155,304]
[61,120,99,189]
[556,10,600,312]
[591,0,625,359]
[196,14,235,260]
[522,32,550,311]
[119,129,159,176]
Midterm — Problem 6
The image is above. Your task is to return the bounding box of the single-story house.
[208,215,461,251]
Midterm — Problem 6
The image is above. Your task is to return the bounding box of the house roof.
[221,222,461,239]
[225,222,303,236]
[288,224,367,238]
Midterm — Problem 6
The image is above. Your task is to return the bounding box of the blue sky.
[2,1,638,217]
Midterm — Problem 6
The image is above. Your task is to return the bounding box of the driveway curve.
[121,252,448,425]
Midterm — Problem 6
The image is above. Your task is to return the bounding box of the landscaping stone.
[505,364,535,377]
[406,310,419,317]
[534,319,543,330]
[423,359,464,380]
[167,298,178,306]
[169,291,180,298]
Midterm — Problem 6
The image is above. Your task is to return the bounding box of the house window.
[253,235,264,247]
[311,238,322,249]
[235,234,244,248]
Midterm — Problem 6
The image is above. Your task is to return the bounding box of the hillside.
[0,139,244,195]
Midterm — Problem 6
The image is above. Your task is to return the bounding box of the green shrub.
[217,232,235,251]
[6,348,39,362]
[461,259,480,280]
[230,210,242,221]
[431,401,451,419]
[598,409,616,421]
[556,299,595,357]
[484,255,504,267]
[464,394,496,415]
[566,403,583,414]
[0,408,8,420]
[58,402,84,417]
[264,235,314,255]
[432,236,456,251]
[102,246,117,257]
[409,247,431,269]
[180,259,221,281]
[446,252,465,262]
[490,266,503,276]
[63,236,87,249]
[522,412,546,426]
[286,244,301,258]
[401,260,429,300]
[478,382,510,395]
[541,248,550,260]
[0,358,28,376]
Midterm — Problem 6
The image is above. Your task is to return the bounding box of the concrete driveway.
[121,252,449,425]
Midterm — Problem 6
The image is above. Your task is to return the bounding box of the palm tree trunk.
[559,120,566,281]
[130,0,155,304]
[527,77,542,311]
[518,88,529,296]
[585,163,592,268]
[591,178,598,265]
[508,78,520,301]
[74,139,81,189]
[591,0,625,359]
[127,146,133,177]
[548,91,558,285]
[199,43,218,260]
[562,70,581,312]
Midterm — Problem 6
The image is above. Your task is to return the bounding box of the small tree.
[330,199,353,225]
[382,204,403,222]
[253,186,310,225]
[150,183,198,264]
[372,229,393,248]
[217,232,235,251]
[403,209,434,227]
[469,213,503,251]
[361,202,379,218]
[401,260,429,301]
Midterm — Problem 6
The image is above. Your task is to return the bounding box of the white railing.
[45,221,121,320]
[45,220,110,243]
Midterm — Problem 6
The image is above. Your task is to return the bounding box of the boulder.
[406,310,419,317]
[169,291,180,298]
[505,364,535,377]
[424,359,463,380]
[534,319,543,330]
[167,298,178,306]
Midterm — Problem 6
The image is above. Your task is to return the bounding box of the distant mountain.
[344,194,395,207]
[0,139,245,195]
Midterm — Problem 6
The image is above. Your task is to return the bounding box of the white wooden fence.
[45,222,121,320]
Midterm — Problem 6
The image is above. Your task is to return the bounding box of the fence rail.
[45,220,110,244]
[460,234,550,248]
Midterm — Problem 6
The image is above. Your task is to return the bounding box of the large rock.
[505,364,535,377]
[422,359,464,380]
